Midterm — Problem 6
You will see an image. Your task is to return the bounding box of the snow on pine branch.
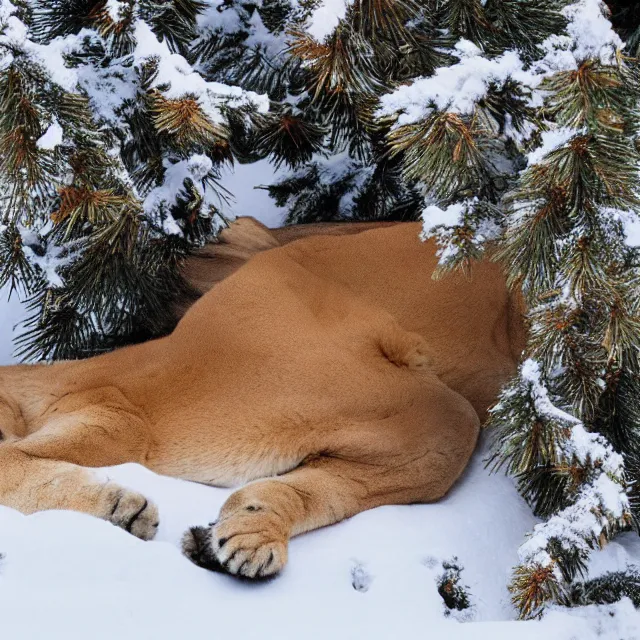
[560,0,622,64]
[36,119,63,150]
[143,154,225,233]
[131,21,269,123]
[505,128,584,227]
[531,0,621,74]
[517,471,628,569]
[378,41,532,126]
[525,128,578,167]
[105,0,127,22]
[378,0,621,130]
[605,207,640,249]
[0,2,268,130]
[0,6,85,91]
[497,361,631,603]
[306,0,349,41]
[420,199,501,268]
[192,0,294,83]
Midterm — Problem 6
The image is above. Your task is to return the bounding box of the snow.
[422,201,468,231]
[131,21,269,122]
[218,159,287,228]
[0,2,268,132]
[601,207,640,249]
[105,0,125,22]
[193,0,286,84]
[528,1,620,76]
[0,10,79,91]
[500,360,632,594]
[36,119,63,150]
[561,0,622,64]
[307,0,348,41]
[526,128,578,167]
[520,359,580,425]
[196,0,245,36]
[622,213,640,248]
[143,154,216,223]
[421,199,501,266]
[378,45,531,126]
[378,0,623,134]
[1,0,639,635]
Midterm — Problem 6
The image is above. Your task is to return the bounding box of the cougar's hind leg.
[183,375,480,578]
[0,387,158,539]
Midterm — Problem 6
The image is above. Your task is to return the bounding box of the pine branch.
[441,0,494,47]
[140,0,207,55]
[0,224,36,296]
[484,0,567,59]
[151,93,229,150]
[489,361,633,619]
[253,109,327,169]
[387,112,491,201]
[566,568,640,608]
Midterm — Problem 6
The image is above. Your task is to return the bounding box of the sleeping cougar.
[0,218,525,578]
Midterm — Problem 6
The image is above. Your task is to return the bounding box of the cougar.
[0,218,525,578]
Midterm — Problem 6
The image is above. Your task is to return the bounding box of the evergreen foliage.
[607,1,640,56]
[1,0,640,623]
[437,557,473,614]
[564,567,640,608]
[0,0,266,358]
[485,10,640,616]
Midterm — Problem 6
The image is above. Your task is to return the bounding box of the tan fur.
[0,218,526,577]
[175,218,399,316]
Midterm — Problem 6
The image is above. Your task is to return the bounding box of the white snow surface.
[307,0,348,40]
[1,291,640,638]
[36,119,63,150]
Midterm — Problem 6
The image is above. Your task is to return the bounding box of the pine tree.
[485,7,640,617]
[0,0,266,358]
[1,0,640,622]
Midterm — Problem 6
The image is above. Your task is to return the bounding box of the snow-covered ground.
[0,192,639,638]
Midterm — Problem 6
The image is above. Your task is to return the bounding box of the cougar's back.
[176,220,525,420]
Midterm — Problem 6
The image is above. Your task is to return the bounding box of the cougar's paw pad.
[212,519,287,578]
[103,485,159,541]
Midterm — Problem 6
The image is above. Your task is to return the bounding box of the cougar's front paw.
[100,483,159,541]
[212,516,288,578]
[183,507,288,578]
[213,501,290,578]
